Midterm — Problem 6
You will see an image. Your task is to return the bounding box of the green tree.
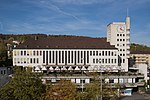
[0,42,7,66]
[45,80,77,100]
[0,66,46,100]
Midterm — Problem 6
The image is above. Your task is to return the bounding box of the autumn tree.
[0,66,46,100]
[45,80,77,100]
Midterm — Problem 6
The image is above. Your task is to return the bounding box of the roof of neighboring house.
[14,35,117,49]
[130,50,150,54]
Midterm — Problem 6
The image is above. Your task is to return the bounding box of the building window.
[43,51,45,63]
[123,59,125,63]
[117,39,119,41]
[37,58,39,63]
[120,39,122,41]
[72,51,74,63]
[49,51,51,63]
[123,44,125,46]
[93,51,95,56]
[108,51,110,56]
[33,58,36,63]
[30,58,32,63]
[24,51,26,55]
[33,51,36,56]
[37,51,39,56]
[87,51,89,63]
[111,59,113,63]
[105,59,107,63]
[117,34,119,36]
[102,59,104,63]
[68,51,70,63]
[114,59,116,63]
[108,59,110,63]
[120,34,122,36]
[117,44,119,46]
[102,51,104,56]
[62,51,64,63]
[111,52,113,56]
[90,51,92,56]
[96,59,99,63]
[105,51,107,56]
[21,51,23,55]
[93,59,95,63]
[40,51,42,55]
[96,51,98,56]
[123,39,125,41]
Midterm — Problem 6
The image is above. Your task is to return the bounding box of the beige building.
[130,51,150,67]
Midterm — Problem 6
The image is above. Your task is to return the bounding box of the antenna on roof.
[127,8,129,17]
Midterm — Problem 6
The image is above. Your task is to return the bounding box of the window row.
[14,58,39,64]
[43,51,90,65]
[93,58,117,64]
[90,51,117,56]
[14,50,42,56]
[117,39,125,42]
[117,34,125,37]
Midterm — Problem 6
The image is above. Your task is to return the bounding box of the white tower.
[107,17,130,72]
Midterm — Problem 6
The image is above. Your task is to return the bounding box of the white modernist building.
[13,17,130,72]
[107,17,130,72]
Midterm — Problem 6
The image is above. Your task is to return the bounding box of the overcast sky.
[0,0,150,46]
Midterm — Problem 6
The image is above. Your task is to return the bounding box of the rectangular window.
[30,58,32,63]
[102,51,104,56]
[49,51,51,63]
[111,59,113,63]
[37,51,39,56]
[93,51,95,56]
[93,59,95,63]
[108,59,110,63]
[33,51,36,56]
[21,51,23,55]
[90,51,92,56]
[56,51,58,65]
[78,51,80,63]
[108,51,110,56]
[46,51,48,65]
[96,51,98,56]
[37,58,39,63]
[71,51,73,63]
[105,51,107,56]
[65,51,67,64]
[24,51,26,55]
[81,51,83,63]
[111,52,113,56]
[102,59,104,63]
[68,51,70,63]
[43,51,45,63]
[62,51,64,63]
[59,51,61,63]
[53,51,55,63]
[40,51,42,55]
[105,59,107,63]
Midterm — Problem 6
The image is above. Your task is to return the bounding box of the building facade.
[130,51,150,67]
[107,17,130,72]
[13,37,119,72]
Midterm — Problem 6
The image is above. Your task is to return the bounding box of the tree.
[0,66,46,100]
[45,80,77,100]
[0,42,7,66]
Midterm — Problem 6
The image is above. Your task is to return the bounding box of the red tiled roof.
[14,36,117,49]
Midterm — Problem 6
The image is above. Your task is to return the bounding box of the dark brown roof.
[14,36,117,49]
[130,50,150,54]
